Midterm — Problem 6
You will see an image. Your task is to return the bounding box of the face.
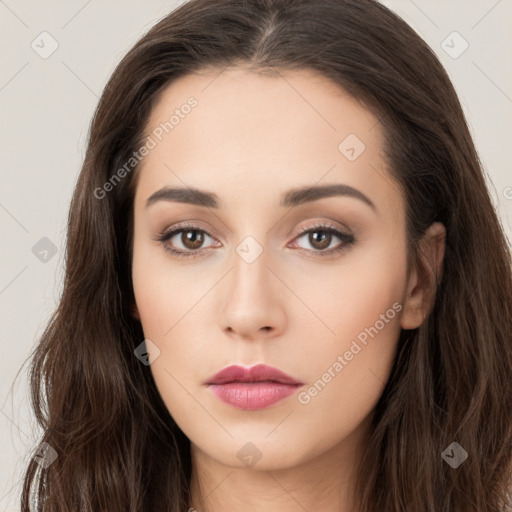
[131,66,417,471]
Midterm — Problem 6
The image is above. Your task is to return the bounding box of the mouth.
[205,364,304,410]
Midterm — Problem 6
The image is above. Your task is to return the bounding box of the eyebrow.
[145,183,377,212]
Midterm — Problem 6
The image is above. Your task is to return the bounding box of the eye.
[154,221,355,259]
[290,222,355,257]
[154,222,220,259]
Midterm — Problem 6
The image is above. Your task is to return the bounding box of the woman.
[21,0,512,510]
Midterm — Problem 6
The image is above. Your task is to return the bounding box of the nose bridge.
[218,231,286,337]
[230,233,273,303]
[227,209,273,284]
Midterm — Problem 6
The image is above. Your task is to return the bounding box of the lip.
[205,364,303,386]
[205,364,304,411]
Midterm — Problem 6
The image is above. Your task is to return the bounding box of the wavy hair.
[19,0,512,510]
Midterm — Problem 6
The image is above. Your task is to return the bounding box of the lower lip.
[207,382,302,410]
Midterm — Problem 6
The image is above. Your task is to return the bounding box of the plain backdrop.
[1,0,511,509]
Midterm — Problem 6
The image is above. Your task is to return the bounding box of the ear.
[130,303,140,321]
[400,222,446,330]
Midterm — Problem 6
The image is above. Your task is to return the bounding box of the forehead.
[134,66,401,217]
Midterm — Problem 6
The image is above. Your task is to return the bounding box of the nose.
[218,246,287,341]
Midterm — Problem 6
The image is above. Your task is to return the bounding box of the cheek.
[131,236,192,337]
[131,262,202,433]
[131,242,212,419]
[293,239,407,434]
[131,264,202,385]
[295,231,407,347]
[294,314,401,462]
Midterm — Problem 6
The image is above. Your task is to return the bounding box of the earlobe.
[400,222,446,330]
[130,303,140,320]
[400,263,425,330]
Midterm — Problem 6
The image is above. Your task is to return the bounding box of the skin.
[130,66,445,512]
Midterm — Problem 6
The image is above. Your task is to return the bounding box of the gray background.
[1,0,511,509]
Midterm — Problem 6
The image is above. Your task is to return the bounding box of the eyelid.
[155,220,349,243]
[287,221,354,256]
[293,220,352,237]
[156,220,217,239]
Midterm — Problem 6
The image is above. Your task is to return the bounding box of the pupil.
[311,231,330,249]
[184,230,203,249]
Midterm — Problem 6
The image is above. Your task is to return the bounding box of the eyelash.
[154,221,355,260]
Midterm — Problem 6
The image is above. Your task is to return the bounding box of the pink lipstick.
[205,364,304,410]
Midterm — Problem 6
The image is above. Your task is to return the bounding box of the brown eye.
[156,224,220,259]
[180,230,205,250]
[292,224,355,257]
[155,222,354,260]
[307,231,332,250]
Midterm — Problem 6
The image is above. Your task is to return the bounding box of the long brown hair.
[19,0,512,510]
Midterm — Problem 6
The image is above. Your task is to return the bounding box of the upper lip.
[205,364,303,385]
